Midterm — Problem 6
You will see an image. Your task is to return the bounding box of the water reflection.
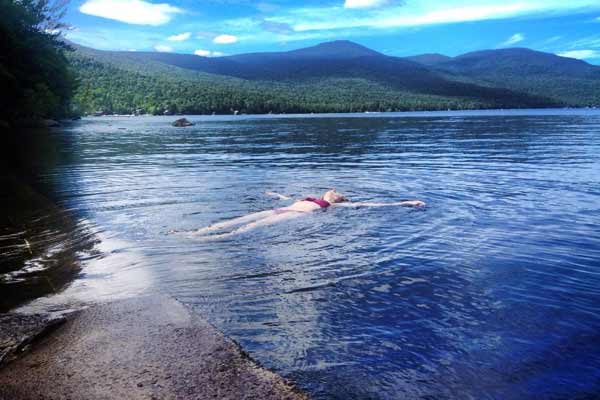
[0,129,96,312]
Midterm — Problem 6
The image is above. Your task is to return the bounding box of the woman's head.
[323,188,347,203]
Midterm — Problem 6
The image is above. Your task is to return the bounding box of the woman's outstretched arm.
[265,191,293,200]
[337,200,425,208]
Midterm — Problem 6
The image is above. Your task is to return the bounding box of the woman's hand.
[265,191,292,200]
[336,200,426,208]
[401,200,426,207]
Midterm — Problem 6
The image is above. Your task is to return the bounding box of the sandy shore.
[0,295,307,400]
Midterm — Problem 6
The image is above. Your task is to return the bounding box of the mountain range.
[69,40,600,115]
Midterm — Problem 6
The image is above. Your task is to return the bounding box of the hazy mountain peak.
[444,47,597,77]
[286,40,383,58]
[456,47,547,59]
[405,53,452,65]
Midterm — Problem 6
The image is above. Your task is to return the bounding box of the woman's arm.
[337,200,425,208]
[265,191,293,201]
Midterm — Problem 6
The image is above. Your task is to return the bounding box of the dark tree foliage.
[0,0,76,124]
[68,41,562,115]
[69,49,551,116]
[430,48,600,107]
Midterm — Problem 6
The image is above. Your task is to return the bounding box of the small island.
[172,117,195,127]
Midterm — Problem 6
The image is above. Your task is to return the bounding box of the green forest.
[67,44,556,115]
[0,0,76,125]
[69,53,485,115]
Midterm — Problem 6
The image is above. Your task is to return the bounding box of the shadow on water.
[0,128,96,312]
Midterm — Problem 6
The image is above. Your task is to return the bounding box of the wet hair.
[323,188,347,203]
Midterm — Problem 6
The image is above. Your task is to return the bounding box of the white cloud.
[65,26,168,51]
[344,0,388,9]
[261,1,600,34]
[213,34,238,44]
[558,49,600,59]
[256,2,279,13]
[544,35,562,44]
[168,32,191,41]
[568,35,600,48]
[500,33,525,47]
[292,3,530,31]
[79,0,182,26]
[154,44,173,52]
[194,49,224,57]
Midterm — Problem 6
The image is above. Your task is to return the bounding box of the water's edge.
[0,294,308,399]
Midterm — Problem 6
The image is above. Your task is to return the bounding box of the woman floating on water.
[172,189,425,239]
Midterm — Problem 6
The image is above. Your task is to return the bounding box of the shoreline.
[81,106,600,120]
[0,295,308,399]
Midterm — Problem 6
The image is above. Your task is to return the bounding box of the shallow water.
[3,109,600,399]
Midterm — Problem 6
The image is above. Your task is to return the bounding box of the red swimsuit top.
[304,197,331,208]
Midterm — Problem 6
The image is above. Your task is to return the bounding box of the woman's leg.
[201,211,303,240]
[192,210,277,235]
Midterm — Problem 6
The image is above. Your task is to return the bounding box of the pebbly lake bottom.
[1,109,600,399]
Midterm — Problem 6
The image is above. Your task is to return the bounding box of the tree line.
[0,0,75,125]
[69,53,493,116]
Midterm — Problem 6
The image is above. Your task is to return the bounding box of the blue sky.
[63,0,600,63]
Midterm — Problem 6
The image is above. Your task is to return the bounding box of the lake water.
[3,109,600,399]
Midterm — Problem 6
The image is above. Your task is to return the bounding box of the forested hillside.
[0,0,76,125]
[411,48,600,106]
[68,42,560,115]
[70,54,485,115]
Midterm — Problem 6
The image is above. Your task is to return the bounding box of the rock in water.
[0,313,65,366]
[172,118,194,127]
[43,119,61,128]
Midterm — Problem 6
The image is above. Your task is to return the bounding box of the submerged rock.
[43,119,60,128]
[172,118,194,127]
[0,313,65,366]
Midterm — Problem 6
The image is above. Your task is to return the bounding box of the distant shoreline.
[82,107,600,120]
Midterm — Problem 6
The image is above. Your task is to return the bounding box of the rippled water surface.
[5,109,600,399]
